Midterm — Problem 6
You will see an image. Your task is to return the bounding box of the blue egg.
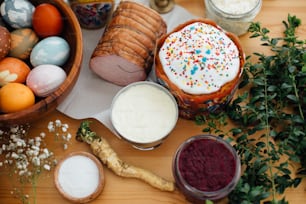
[30,37,71,67]
[0,0,35,28]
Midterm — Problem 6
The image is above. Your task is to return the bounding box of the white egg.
[26,64,67,97]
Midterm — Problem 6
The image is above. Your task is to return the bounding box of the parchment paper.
[57,0,197,132]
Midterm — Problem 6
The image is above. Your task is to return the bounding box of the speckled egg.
[0,0,35,28]
[30,36,70,67]
[0,26,11,60]
[26,64,67,97]
[9,28,39,60]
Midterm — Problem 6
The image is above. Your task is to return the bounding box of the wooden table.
[1,0,306,203]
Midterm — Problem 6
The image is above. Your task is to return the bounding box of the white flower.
[11,152,19,159]
[43,164,51,171]
[48,122,55,132]
[40,132,46,138]
[62,123,69,132]
[55,119,62,127]
[63,144,68,150]
[32,157,40,167]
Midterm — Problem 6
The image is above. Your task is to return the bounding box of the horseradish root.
[76,121,175,192]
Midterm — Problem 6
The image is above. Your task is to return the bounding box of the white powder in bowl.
[211,0,259,14]
[57,155,100,198]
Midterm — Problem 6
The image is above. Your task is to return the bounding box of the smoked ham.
[90,1,167,86]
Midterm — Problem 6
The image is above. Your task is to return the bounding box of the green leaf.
[262,27,270,34]
[271,38,279,46]
[205,200,214,204]
[270,130,278,137]
[250,33,261,38]
[241,183,250,193]
[253,77,266,86]
[286,94,298,102]
[256,141,266,148]
[257,165,269,175]
[291,115,305,123]
[303,52,306,61]
[202,127,211,133]
[293,178,302,187]
[231,128,243,135]
[208,121,216,129]
[267,85,278,92]
[288,65,296,73]
[289,154,300,162]
[281,83,293,89]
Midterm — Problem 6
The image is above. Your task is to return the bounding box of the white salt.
[211,0,259,14]
[57,155,100,198]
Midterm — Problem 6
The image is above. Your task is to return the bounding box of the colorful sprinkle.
[159,22,240,94]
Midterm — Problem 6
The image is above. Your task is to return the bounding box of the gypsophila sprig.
[47,119,72,150]
[0,124,56,204]
[0,119,73,204]
[195,14,305,204]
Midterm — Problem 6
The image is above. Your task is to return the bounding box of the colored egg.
[0,0,35,28]
[26,64,67,97]
[0,57,31,87]
[32,3,63,37]
[30,36,70,67]
[0,26,11,60]
[9,28,39,60]
[0,82,35,113]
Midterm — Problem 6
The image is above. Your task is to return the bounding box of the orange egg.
[0,57,31,86]
[0,82,35,113]
[32,3,64,38]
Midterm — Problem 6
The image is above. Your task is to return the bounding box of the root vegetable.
[76,121,175,192]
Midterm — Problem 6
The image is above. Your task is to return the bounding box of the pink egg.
[26,64,67,97]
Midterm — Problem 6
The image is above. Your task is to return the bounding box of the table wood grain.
[1,0,306,203]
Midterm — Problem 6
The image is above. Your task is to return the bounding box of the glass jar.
[172,135,241,203]
[205,0,262,36]
[69,0,114,29]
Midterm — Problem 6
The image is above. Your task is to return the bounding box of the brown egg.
[9,28,39,60]
[0,26,11,60]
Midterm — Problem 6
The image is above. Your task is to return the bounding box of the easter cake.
[155,19,245,119]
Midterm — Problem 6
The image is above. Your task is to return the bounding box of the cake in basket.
[155,19,245,119]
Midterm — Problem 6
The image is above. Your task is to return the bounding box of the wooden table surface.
[1,0,306,203]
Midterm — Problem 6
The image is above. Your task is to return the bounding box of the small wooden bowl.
[54,151,105,203]
[0,0,83,126]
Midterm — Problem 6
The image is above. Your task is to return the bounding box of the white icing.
[159,22,240,95]
[111,83,177,143]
